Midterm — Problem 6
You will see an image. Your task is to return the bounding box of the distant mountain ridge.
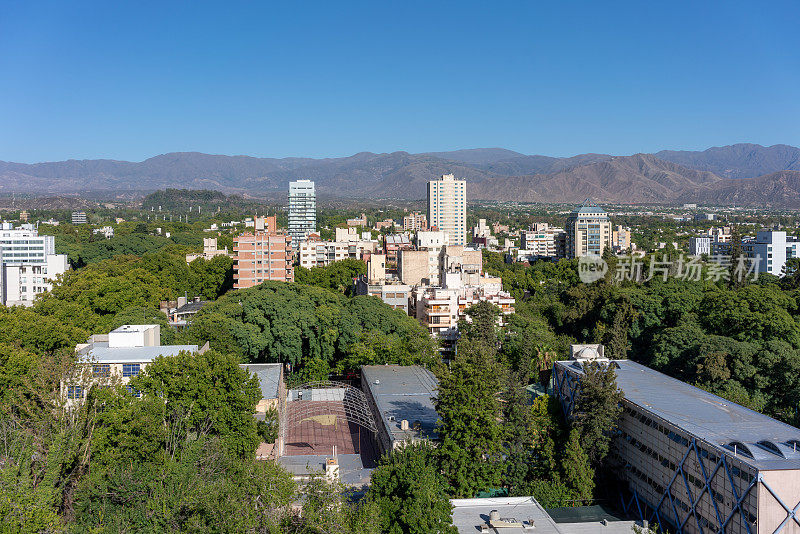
[1,143,799,205]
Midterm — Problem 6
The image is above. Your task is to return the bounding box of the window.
[126,385,141,398]
[67,385,82,399]
[93,364,110,377]
[122,364,140,378]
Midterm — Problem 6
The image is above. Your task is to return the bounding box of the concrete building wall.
[758,470,800,534]
[398,249,430,285]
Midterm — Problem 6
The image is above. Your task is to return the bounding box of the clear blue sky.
[1,0,798,163]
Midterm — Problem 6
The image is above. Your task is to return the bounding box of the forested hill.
[3,143,800,205]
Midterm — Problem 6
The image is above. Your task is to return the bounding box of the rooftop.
[361,365,439,444]
[556,359,800,470]
[450,497,640,534]
[240,363,282,400]
[79,342,199,364]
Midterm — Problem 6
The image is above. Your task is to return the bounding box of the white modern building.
[742,230,800,277]
[689,236,712,256]
[520,223,566,258]
[0,222,68,306]
[427,174,466,246]
[288,180,316,249]
[64,324,205,407]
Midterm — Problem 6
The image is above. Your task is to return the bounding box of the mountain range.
[2,143,800,206]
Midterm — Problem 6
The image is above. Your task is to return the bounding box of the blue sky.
[1,0,798,162]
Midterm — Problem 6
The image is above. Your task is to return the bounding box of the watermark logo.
[578,255,608,283]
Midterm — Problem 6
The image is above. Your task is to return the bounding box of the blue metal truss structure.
[553,363,800,534]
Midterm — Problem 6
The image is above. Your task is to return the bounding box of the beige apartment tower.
[427,174,466,246]
[565,199,612,258]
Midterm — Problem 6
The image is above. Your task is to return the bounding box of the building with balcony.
[403,211,427,231]
[565,200,611,258]
[383,234,414,266]
[428,174,467,246]
[71,211,87,224]
[298,239,376,269]
[0,222,68,306]
[554,346,800,534]
[288,180,316,249]
[234,229,293,287]
[520,223,566,258]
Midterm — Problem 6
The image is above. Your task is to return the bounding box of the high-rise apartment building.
[233,218,294,287]
[288,180,316,249]
[427,174,466,246]
[564,200,611,258]
[403,211,428,231]
[0,222,68,306]
[520,223,566,258]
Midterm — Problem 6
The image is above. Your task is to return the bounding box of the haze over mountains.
[2,143,800,206]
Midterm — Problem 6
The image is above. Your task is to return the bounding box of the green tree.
[367,443,456,534]
[571,361,623,467]
[562,428,595,503]
[435,340,503,497]
[132,349,261,458]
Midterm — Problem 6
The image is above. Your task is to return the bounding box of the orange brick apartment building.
[233,216,294,288]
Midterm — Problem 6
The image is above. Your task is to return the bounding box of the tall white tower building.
[288,180,316,249]
[427,174,466,246]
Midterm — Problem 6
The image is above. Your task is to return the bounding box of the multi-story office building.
[403,211,428,231]
[520,223,566,258]
[0,222,68,306]
[427,174,466,246]
[689,236,712,256]
[288,180,316,249]
[564,200,611,258]
[233,226,293,287]
[554,346,800,534]
[65,324,203,407]
[741,230,800,277]
[71,211,87,224]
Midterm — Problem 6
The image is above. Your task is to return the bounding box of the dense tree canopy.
[183,282,438,375]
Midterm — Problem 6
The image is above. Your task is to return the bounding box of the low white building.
[92,226,114,239]
[1,253,68,306]
[64,324,206,407]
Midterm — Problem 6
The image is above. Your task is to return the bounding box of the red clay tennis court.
[283,400,379,466]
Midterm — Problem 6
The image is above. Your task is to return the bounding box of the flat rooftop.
[361,365,439,443]
[240,363,282,400]
[450,497,639,534]
[79,342,199,363]
[556,359,800,470]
